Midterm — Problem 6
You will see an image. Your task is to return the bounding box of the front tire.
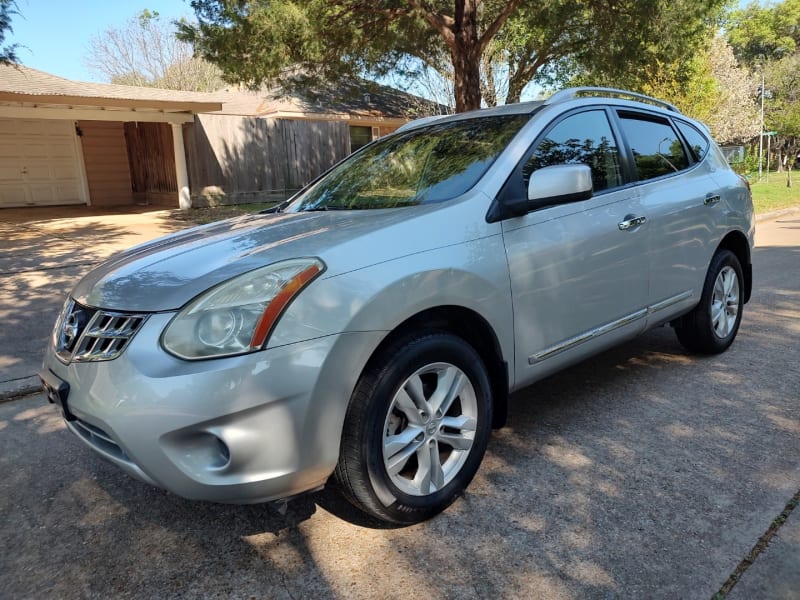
[675,249,744,354]
[334,332,492,524]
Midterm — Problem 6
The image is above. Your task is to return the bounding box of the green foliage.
[180,0,728,112]
[730,150,761,177]
[179,1,457,93]
[725,0,800,175]
[567,0,727,90]
[763,52,800,173]
[764,53,800,140]
[726,0,800,65]
[0,0,19,64]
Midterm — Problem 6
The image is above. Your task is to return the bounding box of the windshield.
[288,115,529,211]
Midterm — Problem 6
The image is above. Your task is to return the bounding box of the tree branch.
[406,0,456,49]
[479,0,523,53]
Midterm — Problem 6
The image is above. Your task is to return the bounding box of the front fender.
[267,234,514,382]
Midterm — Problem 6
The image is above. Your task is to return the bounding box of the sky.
[8,0,195,82]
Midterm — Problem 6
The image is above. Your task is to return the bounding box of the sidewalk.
[728,498,800,600]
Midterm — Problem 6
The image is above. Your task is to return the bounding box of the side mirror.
[485,163,595,223]
[527,164,593,208]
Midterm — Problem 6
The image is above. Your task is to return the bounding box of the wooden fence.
[184,114,350,205]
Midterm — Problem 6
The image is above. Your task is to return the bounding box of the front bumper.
[42,312,385,504]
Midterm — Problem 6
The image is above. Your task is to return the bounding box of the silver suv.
[40,88,754,524]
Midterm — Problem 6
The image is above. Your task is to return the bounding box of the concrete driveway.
[0,207,188,397]
[1,208,798,598]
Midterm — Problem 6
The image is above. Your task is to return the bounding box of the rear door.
[500,108,649,387]
[614,111,719,323]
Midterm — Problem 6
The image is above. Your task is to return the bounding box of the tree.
[179,0,726,112]
[724,0,800,180]
[763,53,800,185]
[626,36,759,145]
[703,37,761,145]
[0,0,19,65]
[86,9,224,92]
[181,0,522,112]
[726,0,800,66]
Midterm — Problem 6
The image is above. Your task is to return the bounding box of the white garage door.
[0,118,86,207]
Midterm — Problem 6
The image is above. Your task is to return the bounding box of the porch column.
[171,122,191,209]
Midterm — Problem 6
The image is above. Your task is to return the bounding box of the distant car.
[40,88,754,524]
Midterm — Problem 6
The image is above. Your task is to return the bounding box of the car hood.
[72,207,441,312]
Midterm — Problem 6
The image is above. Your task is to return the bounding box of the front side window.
[524,110,623,192]
[290,115,529,211]
[618,114,689,181]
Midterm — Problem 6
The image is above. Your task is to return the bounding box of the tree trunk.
[451,0,482,112]
[452,47,482,111]
[505,77,525,105]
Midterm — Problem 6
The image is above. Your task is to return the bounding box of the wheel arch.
[364,305,510,429]
[717,230,752,303]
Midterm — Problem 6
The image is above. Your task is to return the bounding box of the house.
[0,65,441,210]
[0,64,221,209]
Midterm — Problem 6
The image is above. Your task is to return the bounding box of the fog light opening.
[210,434,231,470]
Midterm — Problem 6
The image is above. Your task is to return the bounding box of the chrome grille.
[55,299,148,363]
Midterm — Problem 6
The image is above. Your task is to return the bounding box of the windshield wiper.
[302,205,354,211]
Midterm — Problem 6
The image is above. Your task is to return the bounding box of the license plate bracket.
[38,369,74,421]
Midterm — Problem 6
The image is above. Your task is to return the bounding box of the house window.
[350,126,373,153]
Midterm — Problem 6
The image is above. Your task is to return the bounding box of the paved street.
[0,210,798,598]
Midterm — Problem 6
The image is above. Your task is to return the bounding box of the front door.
[500,108,650,387]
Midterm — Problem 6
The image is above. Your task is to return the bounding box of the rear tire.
[674,249,744,354]
[334,331,492,524]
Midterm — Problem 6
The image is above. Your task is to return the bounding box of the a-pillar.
[171,122,191,209]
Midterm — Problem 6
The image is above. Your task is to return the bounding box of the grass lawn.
[749,173,800,214]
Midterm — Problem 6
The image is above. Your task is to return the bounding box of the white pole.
[171,122,191,209]
[758,70,765,182]
[766,134,771,182]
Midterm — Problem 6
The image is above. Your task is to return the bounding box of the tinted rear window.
[618,114,689,181]
[675,121,711,162]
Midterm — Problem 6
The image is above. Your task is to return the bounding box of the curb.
[0,376,42,403]
[756,206,800,223]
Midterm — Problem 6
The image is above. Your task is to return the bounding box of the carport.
[0,64,221,209]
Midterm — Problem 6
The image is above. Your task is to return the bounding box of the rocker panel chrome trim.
[527,290,693,364]
[528,308,647,364]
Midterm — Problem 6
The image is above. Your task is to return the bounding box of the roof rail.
[545,87,681,113]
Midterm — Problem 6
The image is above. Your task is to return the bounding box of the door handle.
[704,193,721,206]
[618,215,646,231]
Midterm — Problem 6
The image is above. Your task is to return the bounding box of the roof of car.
[397,87,683,134]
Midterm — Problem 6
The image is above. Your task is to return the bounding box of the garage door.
[0,118,86,207]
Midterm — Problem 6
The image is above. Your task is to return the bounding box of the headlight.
[162,258,324,360]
